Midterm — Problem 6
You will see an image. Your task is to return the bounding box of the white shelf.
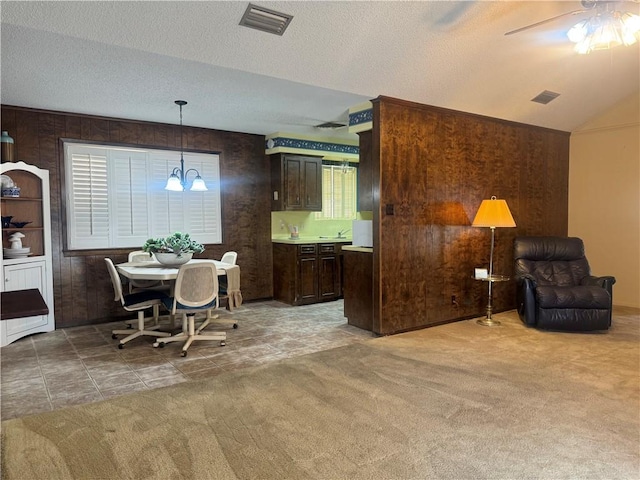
[1,162,54,347]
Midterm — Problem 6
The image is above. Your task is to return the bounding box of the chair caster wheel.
[233,324,238,329]
[181,351,187,357]
[118,344,124,349]
[112,334,118,339]
[220,341,226,347]
[153,342,159,348]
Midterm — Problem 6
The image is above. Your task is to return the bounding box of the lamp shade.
[165,174,183,192]
[472,197,516,228]
[190,176,208,191]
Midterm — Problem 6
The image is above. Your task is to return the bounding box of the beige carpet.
[2,309,639,479]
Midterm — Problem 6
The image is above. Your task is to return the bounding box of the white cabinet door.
[2,260,53,345]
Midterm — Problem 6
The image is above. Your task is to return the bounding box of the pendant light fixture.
[165,100,207,192]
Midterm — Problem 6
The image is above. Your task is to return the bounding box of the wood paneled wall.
[1,105,272,328]
[371,96,570,335]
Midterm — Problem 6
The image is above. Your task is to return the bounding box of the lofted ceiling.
[1,1,639,142]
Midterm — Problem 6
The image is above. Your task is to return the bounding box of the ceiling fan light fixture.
[567,20,589,43]
[568,10,640,54]
[620,11,640,43]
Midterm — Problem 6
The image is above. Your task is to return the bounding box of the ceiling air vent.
[239,4,293,36]
[314,122,347,129]
[531,90,560,105]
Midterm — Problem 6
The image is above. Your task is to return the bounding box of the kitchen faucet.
[337,228,350,238]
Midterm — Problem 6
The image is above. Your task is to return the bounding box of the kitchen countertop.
[272,236,352,245]
[342,245,373,253]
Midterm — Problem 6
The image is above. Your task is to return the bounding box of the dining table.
[116,259,242,310]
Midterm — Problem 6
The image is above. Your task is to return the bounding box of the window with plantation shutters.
[316,164,357,220]
[64,142,222,250]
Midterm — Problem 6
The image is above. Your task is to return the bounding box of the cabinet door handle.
[307,195,310,204]
[296,196,300,203]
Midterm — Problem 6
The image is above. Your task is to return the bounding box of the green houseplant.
[142,232,205,266]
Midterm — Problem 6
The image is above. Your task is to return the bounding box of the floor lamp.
[472,196,516,326]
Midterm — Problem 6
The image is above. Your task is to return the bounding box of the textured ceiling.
[1,1,639,141]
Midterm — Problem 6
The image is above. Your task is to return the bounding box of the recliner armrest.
[519,273,537,287]
[581,275,616,294]
[516,277,537,325]
[581,275,616,326]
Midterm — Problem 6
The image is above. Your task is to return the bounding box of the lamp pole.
[485,226,496,323]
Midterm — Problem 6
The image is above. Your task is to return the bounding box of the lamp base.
[476,317,501,327]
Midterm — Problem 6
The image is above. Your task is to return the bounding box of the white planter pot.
[153,252,193,266]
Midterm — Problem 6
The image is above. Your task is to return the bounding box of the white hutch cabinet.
[1,161,54,346]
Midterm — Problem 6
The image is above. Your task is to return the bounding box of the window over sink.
[315,163,357,220]
[63,141,222,250]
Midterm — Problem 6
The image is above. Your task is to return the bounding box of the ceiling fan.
[505,0,640,53]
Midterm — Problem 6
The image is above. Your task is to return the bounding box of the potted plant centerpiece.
[142,232,205,266]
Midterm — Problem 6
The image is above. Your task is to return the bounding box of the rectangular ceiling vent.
[315,122,347,129]
[531,90,560,105]
[239,4,293,36]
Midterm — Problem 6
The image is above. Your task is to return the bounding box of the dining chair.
[127,250,169,293]
[218,251,239,321]
[105,258,171,348]
[220,251,238,265]
[153,261,226,356]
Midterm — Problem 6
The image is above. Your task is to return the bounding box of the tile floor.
[1,300,373,421]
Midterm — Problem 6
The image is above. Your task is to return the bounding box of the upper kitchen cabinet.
[271,154,322,211]
[357,130,373,212]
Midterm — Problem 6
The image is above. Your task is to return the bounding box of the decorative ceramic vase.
[153,252,193,266]
[1,131,15,163]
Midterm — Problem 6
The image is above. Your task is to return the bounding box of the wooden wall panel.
[2,105,272,328]
[372,96,570,335]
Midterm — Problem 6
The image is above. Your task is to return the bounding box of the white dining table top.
[116,259,233,281]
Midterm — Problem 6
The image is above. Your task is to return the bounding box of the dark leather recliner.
[513,236,616,331]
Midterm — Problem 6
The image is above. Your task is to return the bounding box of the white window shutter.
[183,153,222,244]
[66,146,109,249]
[148,154,174,237]
[343,167,357,218]
[316,164,357,221]
[110,151,150,247]
[65,143,222,250]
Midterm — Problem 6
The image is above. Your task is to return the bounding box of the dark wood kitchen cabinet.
[343,248,373,331]
[270,154,322,211]
[273,242,344,305]
[297,244,319,304]
[357,130,373,212]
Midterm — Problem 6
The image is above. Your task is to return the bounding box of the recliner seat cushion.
[536,286,610,309]
[536,307,610,331]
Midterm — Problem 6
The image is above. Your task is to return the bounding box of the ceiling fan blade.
[504,9,587,36]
